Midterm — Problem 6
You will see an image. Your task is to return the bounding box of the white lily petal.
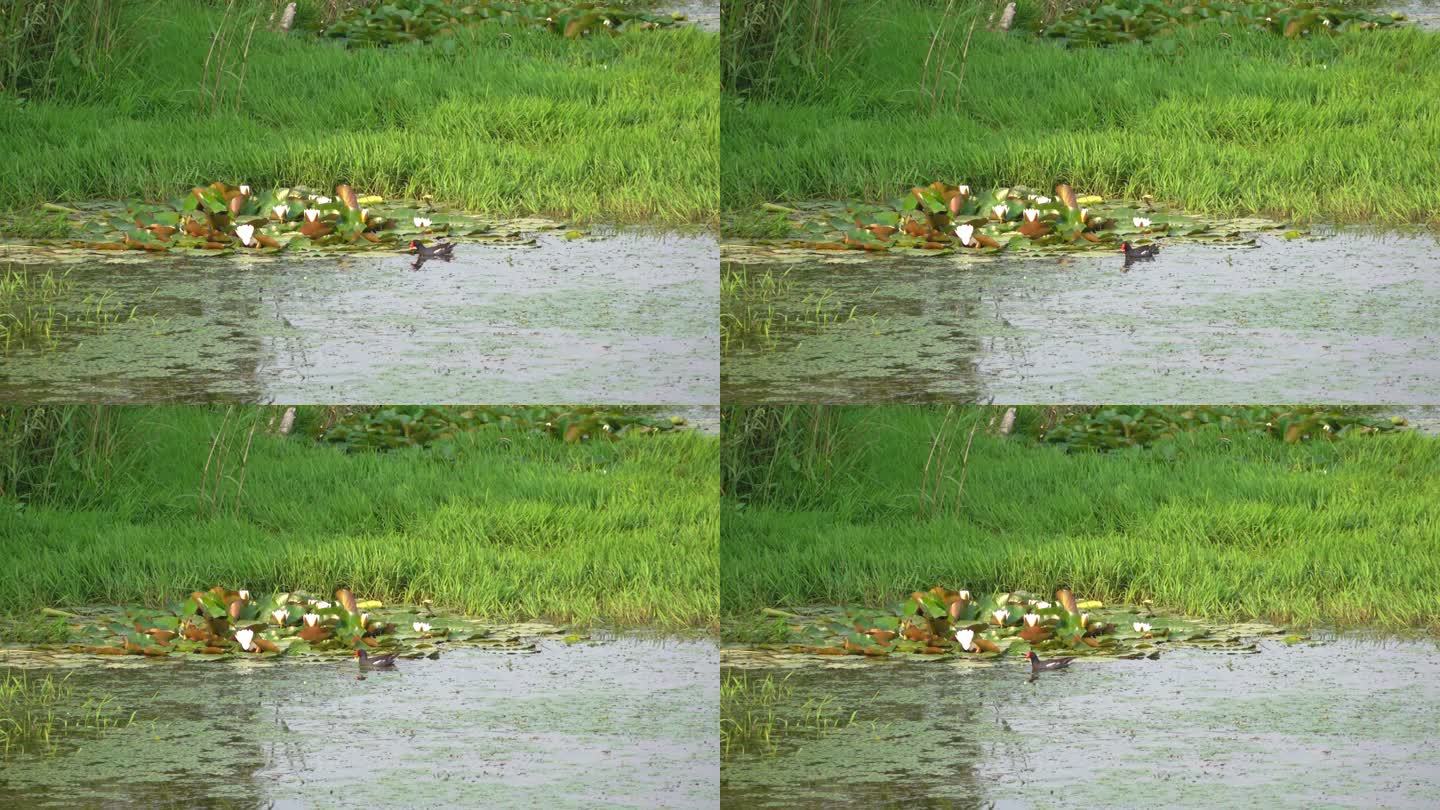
[303,613,319,627]
[992,609,1008,624]
[304,209,320,222]
[235,224,256,247]
[991,204,1008,220]
[1035,196,1051,205]
[958,590,971,601]
[1024,208,1039,222]
[1035,601,1050,610]
[1024,613,1040,627]
[956,628,976,652]
[272,205,288,219]
[238,590,250,601]
[235,628,254,651]
[956,224,975,247]
[957,185,970,195]
[271,609,287,624]
[239,184,251,195]
[315,600,330,609]
[315,195,331,204]
[413,622,431,633]
[1133,217,1151,229]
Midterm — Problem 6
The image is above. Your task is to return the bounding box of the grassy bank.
[0,406,719,629]
[722,406,1440,631]
[0,1,717,226]
[721,0,1440,227]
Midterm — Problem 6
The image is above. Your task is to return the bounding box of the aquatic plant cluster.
[0,670,135,759]
[1036,0,1402,47]
[51,182,499,254]
[720,268,875,354]
[0,268,147,355]
[44,586,544,660]
[313,0,684,45]
[312,405,687,450]
[1031,405,1405,451]
[720,671,861,758]
[786,182,1275,254]
[764,586,1276,659]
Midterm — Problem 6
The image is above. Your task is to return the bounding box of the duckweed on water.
[721,268,878,354]
[24,586,580,662]
[747,586,1292,660]
[313,0,686,45]
[0,268,151,354]
[311,405,688,450]
[0,670,135,758]
[1037,0,1402,47]
[746,182,1292,255]
[720,671,864,758]
[1031,405,1405,452]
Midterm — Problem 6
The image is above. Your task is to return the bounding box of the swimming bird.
[1026,650,1074,682]
[355,649,400,668]
[1120,241,1160,264]
[408,239,455,259]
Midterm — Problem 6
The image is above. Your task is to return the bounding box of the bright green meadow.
[721,405,1440,632]
[0,406,719,630]
[721,0,1440,229]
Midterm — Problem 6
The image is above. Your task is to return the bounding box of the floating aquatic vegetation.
[720,671,865,758]
[0,670,136,759]
[749,182,1290,255]
[1035,0,1402,47]
[720,267,878,354]
[25,183,553,256]
[745,586,1292,660]
[313,0,684,46]
[18,587,580,662]
[0,268,153,355]
[312,405,688,451]
[1030,405,1405,452]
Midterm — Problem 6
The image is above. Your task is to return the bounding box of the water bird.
[1120,241,1160,264]
[1026,650,1074,682]
[355,649,400,669]
[408,239,455,259]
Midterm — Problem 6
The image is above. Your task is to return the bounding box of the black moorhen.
[1026,650,1074,682]
[408,239,456,259]
[355,649,400,668]
[1120,241,1160,264]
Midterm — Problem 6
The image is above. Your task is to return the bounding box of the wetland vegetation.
[721,405,1440,632]
[0,405,719,629]
[721,0,1440,229]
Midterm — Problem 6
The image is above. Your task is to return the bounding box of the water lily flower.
[314,600,330,609]
[1080,208,1089,223]
[955,224,976,247]
[413,216,432,229]
[957,185,970,195]
[360,612,370,627]
[360,208,369,223]
[413,622,431,634]
[314,195,331,205]
[1023,208,1040,222]
[235,628,255,651]
[271,204,288,220]
[1035,601,1050,610]
[991,204,1008,220]
[238,590,250,601]
[239,184,251,196]
[1133,622,1152,634]
[1133,217,1151,229]
[271,609,287,625]
[1024,613,1040,627]
[1080,613,1090,627]
[303,613,319,627]
[992,609,1008,625]
[958,590,971,600]
[1035,196,1051,205]
[304,208,320,222]
[956,628,976,651]
[235,224,256,247]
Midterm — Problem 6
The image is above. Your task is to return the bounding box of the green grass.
[720,670,862,758]
[0,1,717,226]
[722,0,1440,226]
[722,405,1440,631]
[0,670,136,758]
[0,406,719,629]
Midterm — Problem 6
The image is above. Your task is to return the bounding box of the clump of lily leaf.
[780,182,1264,254]
[1035,0,1401,47]
[762,586,1280,659]
[1030,405,1405,452]
[312,405,687,451]
[313,0,684,46]
[42,586,559,660]
[50,182,502,255]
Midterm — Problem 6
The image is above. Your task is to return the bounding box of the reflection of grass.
[0,268,147,354]
[721,268,876,354]
[0,670,136,759]
[720,671,861,757]
[723,1,1440,225]
[0,405,718,629]
[722,405,1440,631]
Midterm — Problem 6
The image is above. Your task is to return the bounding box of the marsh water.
[0,635,718,808]
[0,229,717,404]
[722,230,1440,403]
[721,635,1440,807]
